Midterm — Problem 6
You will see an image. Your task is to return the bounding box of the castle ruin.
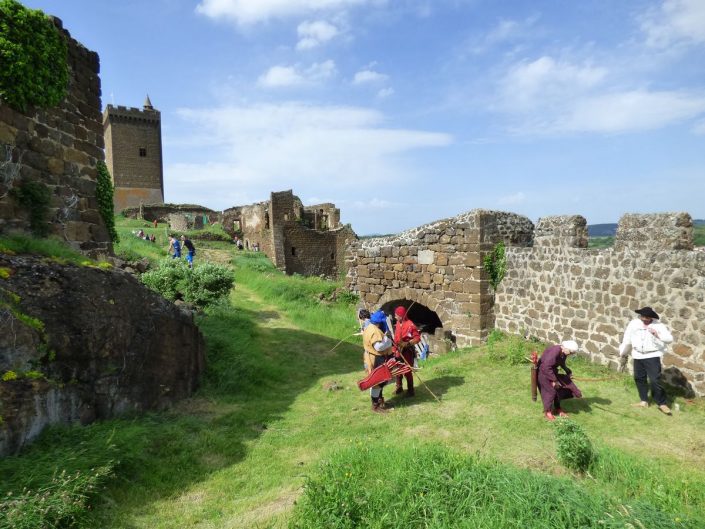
[103,97,164,212]
[222,190,356,277]
[347,210,705,396]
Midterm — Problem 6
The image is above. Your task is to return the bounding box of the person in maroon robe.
[537,340,582,421]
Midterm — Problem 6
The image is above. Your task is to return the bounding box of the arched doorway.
[380,299,443,335]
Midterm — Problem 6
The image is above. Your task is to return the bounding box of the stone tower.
[103,96,164,211]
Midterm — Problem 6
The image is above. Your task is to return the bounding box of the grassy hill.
[1,220,704,528]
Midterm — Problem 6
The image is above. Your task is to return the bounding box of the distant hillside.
[587,223,617,237]
[588,219,704,237]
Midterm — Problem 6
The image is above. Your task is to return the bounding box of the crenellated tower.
[103,95,164,211]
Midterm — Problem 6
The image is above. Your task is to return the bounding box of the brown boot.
[372,401,389,414]
[378,397,393,410]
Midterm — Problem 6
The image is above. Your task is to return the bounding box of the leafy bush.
[483,241,506,290]
[554,418,596,473]
[96,161,118,243]
[0,464,113,529]
[0,0,68,111]
[291,444,696,529]
[141,259,233,308]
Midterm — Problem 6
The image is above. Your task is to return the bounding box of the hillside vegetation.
[1,219,704,528]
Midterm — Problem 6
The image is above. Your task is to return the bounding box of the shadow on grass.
[0,304,363,528]
[387,375,465,408]
[561,396,613,414]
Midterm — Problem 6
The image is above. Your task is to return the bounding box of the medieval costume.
[537,340,582,421]
[393,306,421,397]
[362,311,394,413]
[619,306,673,414]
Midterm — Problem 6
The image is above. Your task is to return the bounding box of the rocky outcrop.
[0,254,205,455]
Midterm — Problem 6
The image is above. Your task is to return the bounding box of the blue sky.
[24,0,705,234]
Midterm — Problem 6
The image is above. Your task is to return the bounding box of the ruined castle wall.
[222,202,274,255]
[0,18,111,254]
[347,210,533,345]
[284,225,356,277]
[494,213,705,396]
[122,203,219,224]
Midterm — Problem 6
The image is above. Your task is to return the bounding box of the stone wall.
[121,203,219,224]
[0,254,205,455]
[494,213,705,396]
[0,17,111,255]
[346,210,534,346]
[284,224,357,277]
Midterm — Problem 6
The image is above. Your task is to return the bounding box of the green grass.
[588,236,615,248]
[0,235,111,268]
[694,224,705,247]
[113,216,235,265]
[292,445,700,529]
[1,227,704,528]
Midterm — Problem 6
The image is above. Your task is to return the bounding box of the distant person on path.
[619,307,673,415]
[153,219,158,229]
[393,306,421,397]
[168,235,181,259]
[181,235,196,268]
[362,310,394,413]
[537,340,582,421]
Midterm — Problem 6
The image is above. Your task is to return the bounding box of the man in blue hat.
[362,310,393,413]
[619,306,673,415]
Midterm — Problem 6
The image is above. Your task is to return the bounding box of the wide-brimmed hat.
[635,307,659,320]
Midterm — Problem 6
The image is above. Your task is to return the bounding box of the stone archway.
[376,288,452,328]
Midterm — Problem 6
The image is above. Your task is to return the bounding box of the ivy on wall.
[96,161,119,243]
[10,180,50,236]
[0,0,68,111]
[483,241,507,291]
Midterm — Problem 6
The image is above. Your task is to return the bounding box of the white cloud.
[351,198,397,209]
[297,20,340,50]
[353,69,389,84]
[495,55,705,135]
[258,60,337,87]
[641,0,705,47]
[377,87,394,98]
[167,103,452,211]
[469,15,540,55]
[497,191,526,206]
[258,66,304,87]
[195,0,373,25]
[499,56,607,112]
[557,91,705,134]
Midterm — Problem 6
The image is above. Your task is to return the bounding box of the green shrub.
[483,241,506,290]
[0,464,113,529]
[554,418,596,473]
[0,0,68,112]
[291,444,696,529]
[186,262,235,308]
[96,161,118,243]
[140,259,233,308]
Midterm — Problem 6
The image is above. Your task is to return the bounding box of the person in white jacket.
[619,307,673,414]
